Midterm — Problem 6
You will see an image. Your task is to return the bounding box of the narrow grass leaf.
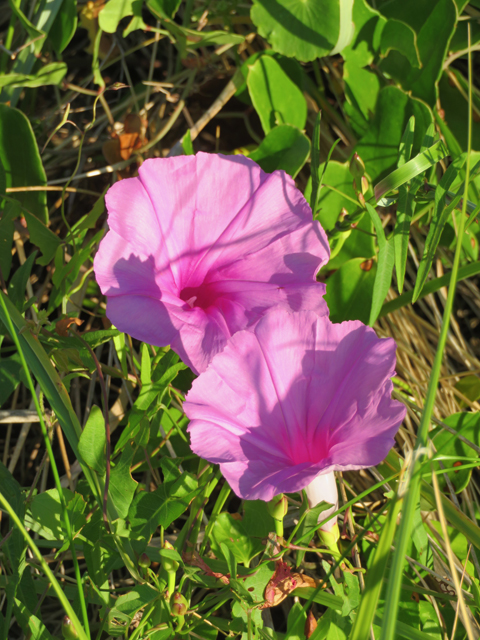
[413,158,469,303]
[380,259,480,316]
[310,111,321,212]
[374,139,448,202]
[348,498,402,640]
[366,203,394,325]
[394,117,415,294]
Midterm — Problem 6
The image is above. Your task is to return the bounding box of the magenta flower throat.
[94,153,330,374]
[184,309,406,503]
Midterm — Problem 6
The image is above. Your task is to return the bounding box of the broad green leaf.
[380,19,420,69]
[343,60,382,137]
[438,71,480,153]
[412,160,465,303]
[455,375,480,404]
[109,443,138,519]
[78,405,106,475]
[13,599,55,640]
[324,257,376,324]
[115,584,159,617]
[99,0,145,32]
[147,0,181,19]
[342,0,384,67]
[0,62,67,89]
[356,86,432,183]
[247,56,307,135]
[28,488,86,541]
[379,0,456,106]
[249,124,310,177]
[129,471,199,538]
[211,512,264,565]
[48,0,77,53]
[242,500,276,539]
[287,602,307,640]
[0,105,48,223]
[251,0,341,62]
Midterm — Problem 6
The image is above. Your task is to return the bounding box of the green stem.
[0,489,89,640]
[0,292,91,638]
[274,518,284,538]
[167,571,176,598]
[379,29,474,640]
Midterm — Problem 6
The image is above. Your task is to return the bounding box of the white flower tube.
[304,471,338,532]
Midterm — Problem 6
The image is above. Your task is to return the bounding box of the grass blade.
[412,158,466,303]
[379,28,475,640]
[365,203,394,325]
[310,111,321,213]
[374,139,448,202]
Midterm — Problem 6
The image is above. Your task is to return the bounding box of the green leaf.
[310,112,321,212]
[99,0,144,32]
[130,471,199,537]
[48,0,77,53]
[355,86,433,183]
[365,204,394,325]
[247,55,307,135]
[374,139,448,202]
[109,443,138,519]
[0,104,48,223]
[324,257,376,324]
[393,117,416,293]
[380,19,420,69]
[342,0,384,67]
[0,353,27,406]
[343,60,382,137]
[78,405,106,475]
[146,0,181,19]
[13,599,55,640]
[378,0,457,106]
[381,259,480,317]
[412,160,466,303]
[432,411,480,494]
[28,488,86,541]
[251,0,341,62]
[249,124,310,178]
[243,500,276,539]
[0,62,67,89]
[182,129,194,155]
[72,188,106,232]
[0,201,16,280]
[211,513,264,565]
[7,250,36,311]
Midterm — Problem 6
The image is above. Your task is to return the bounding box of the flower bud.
[171,592,189,617]
[162,540,179,573]
[358,192,366,208]
[62,616,79,640]
[138,553,150,569]
[267,494,288,521]
[361,175,369,196]
[349,153,365,180]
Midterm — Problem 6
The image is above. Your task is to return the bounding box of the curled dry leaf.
[304,610,318,639]
[55,317,84,337]
[262,560,323,609]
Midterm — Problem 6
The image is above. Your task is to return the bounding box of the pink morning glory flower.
[184,309,406,515]
[94,153,329,373]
